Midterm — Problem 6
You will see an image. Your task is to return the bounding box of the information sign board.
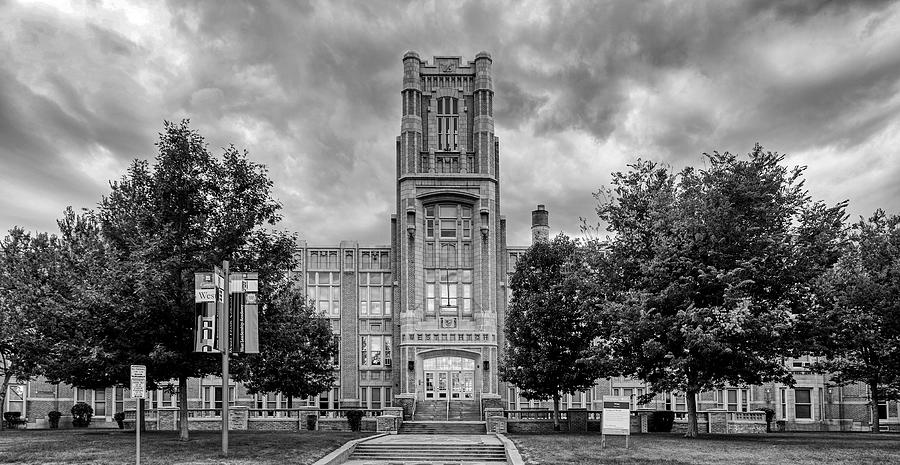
[130,365,146,399]
[601,395,631,436]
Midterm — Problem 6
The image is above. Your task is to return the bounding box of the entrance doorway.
[423,356,475,400]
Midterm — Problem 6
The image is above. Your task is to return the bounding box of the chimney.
[531,204,549,244]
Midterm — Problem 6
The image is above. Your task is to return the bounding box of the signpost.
[130,365,146,465]
[601,395,631,449]
[192,261,260,456]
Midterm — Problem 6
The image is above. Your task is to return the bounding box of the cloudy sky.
[2,0,899,246]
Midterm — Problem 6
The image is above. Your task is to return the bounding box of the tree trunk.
[0,371,12,432]
[685,390,699,438]
[553,395,561,431]
[178,376,190,441]
[870,379,881,433]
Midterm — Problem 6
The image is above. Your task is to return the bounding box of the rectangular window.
[95,389,107,416]
[795,388,812,419]
[371,335,382,366]
[115,387,125,414]
[440,220,457,239]
[384,336,392,366]
[360,272,391,319]
[727,389,738,412]
[372,388,382,410]
[780,388,787,420]
[308,272,340,318]
[360,336,368,366]
[6,385,24,415]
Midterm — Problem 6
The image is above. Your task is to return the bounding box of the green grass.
[0,429,369,465]
[510,432,900,465]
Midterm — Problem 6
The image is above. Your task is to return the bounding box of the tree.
[591,145,846,437]
[229,230,338,400]
[0,228,61,430]
[808,210,900,432]
[500,234,609,431]
[38,120,333,441]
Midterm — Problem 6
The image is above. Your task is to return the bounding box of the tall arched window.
[437,97,458,151]
[424,203,473,318]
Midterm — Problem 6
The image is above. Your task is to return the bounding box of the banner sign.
[601,395,631,436]
[193,269,258,353]
[228,272,259,354]
[130,365,146,399]
[193,271,222,352]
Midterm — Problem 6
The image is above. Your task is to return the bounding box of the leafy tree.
[808,210,900,432]
[229,230,338,399]
[39,120,334,441]
[0,228,62,430]
[591,145,846,437]
[500,234,609,431]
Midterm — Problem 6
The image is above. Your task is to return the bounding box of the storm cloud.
[2,0,899,245]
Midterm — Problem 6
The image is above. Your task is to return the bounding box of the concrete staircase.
[413,399,482,421]
[399,421,486,435]
[449,400,481,421]
[349,442,506,462]
[413,399,448,421]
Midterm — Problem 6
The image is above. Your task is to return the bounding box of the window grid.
[360,335,393,367]
[424,204,474,318]
[307,272,341,318]
[437,97,459,151]
[359,272,392,318]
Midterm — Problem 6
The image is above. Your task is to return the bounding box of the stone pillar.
[484,407,506,434]
[297,406,319,431]
[708,409,727,434]
[395,394,416,420]
[568,408,588,432]
[157,407,179,431]
[228,406,249,431]
[481,393,503,420]
[376,415,400,434]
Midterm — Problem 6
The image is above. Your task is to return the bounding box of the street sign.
[130,365,146,399]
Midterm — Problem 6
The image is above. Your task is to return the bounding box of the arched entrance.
[415,349,482,402]
[423,356,476,400]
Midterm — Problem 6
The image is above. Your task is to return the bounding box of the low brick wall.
[507,419,570,433]
[672,420,710,434]
[317,417,377,432]
[249,418,301,431]
[728,421,766,434]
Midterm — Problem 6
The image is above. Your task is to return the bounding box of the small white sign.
[602,395,631,436]
[195,289,216,303]
[130,365,146,399]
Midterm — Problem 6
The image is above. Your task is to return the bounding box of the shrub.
[4,412,25,428]
[648,411,675,432]
[48,411,62,429]
[113,412,126,429]
[306,414,317,431]
[346,409,364,432]
[71,402,93,427]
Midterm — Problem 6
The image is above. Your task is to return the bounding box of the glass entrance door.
[423,356,475,400]
[425,371,450,399]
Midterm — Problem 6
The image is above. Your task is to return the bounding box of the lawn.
[509,432,900,465]
[0,429,369,465]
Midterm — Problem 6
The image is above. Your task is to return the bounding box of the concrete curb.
[494,432,525,465]
[311,432,388,465]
